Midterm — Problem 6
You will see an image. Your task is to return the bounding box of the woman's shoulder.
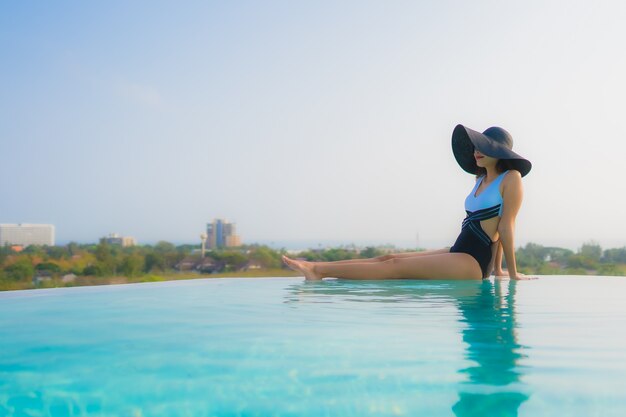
[502,170,522,183]
[500,170,523,194]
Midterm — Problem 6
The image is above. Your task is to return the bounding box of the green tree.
[580,241,602,262]
[95,240,117,275]
[249,246,281,268]
[297,250,322,261]
[144,253,166,272]
[83,264,104,276]
[603,247,626,263]
[35,262,62,274]
[359,247,385,259]
[566,241,602,270]
[216,251,248,271]
[567,254,597,270]
[321,248,357,262]
[164,252,185,269]
[155,241,176,253]
[22,245,45,256]
[0,246,8,267]
[46,246,68,260]
[67,242,80,256]
[515,243,547,269]
[121,254,145,277]
[544,247,574,264]
[5,259,35,281]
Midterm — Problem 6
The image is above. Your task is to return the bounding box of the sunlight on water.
[1,276,626,416]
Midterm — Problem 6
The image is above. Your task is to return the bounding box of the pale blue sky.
[2,1,626,250]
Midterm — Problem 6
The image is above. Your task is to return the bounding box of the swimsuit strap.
[461,204,501,246]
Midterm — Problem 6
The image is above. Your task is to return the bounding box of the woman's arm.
[493,242,506,276]
[492,241,534,279]
[498,171,525,280]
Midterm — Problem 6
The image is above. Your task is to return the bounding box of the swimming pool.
[1,276,625,416]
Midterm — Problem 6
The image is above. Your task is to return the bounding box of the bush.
[564,267,588,275]
[537,264,562,275]
[35,262,62,274]
[83,264,104,276]
[567,254,599,270]
[598,264,622,276]
[5,259,35,281]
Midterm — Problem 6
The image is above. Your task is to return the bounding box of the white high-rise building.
[0,224,55,246]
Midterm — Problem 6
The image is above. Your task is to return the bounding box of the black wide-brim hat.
[451,124,532,177]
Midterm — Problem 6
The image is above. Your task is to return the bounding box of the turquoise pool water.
[1,276,626,416]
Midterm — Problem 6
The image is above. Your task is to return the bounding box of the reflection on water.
[452,280,529,417]
[286,279,529,417]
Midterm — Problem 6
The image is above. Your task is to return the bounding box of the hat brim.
[451,124,532,177]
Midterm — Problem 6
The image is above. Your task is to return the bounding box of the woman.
[283,124,533,280]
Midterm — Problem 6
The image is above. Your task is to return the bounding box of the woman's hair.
[476,159,517,177]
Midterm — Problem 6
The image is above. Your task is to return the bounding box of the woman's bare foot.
[282,255,323,280]
[493,269,507,278]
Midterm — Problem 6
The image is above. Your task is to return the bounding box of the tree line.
[1,240,625,290]
[514,241,626,275]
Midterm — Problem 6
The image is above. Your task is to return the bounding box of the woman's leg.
[283,253,481,280]
[309,248,451,265]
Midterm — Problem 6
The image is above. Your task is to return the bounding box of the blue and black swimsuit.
[450,170,509,278]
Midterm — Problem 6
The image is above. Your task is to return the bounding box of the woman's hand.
[511,272,538,280]
[502,272,538,280]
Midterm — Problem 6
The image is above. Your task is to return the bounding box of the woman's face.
[474,149,498,168]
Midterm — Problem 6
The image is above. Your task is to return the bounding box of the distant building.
[32,273,53,286]
[61,273,78,284]
[206,219,242,249]
[103,233,136,247]
[243,260,263,270]
[0,224,55,246]
[174,256,224,273]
